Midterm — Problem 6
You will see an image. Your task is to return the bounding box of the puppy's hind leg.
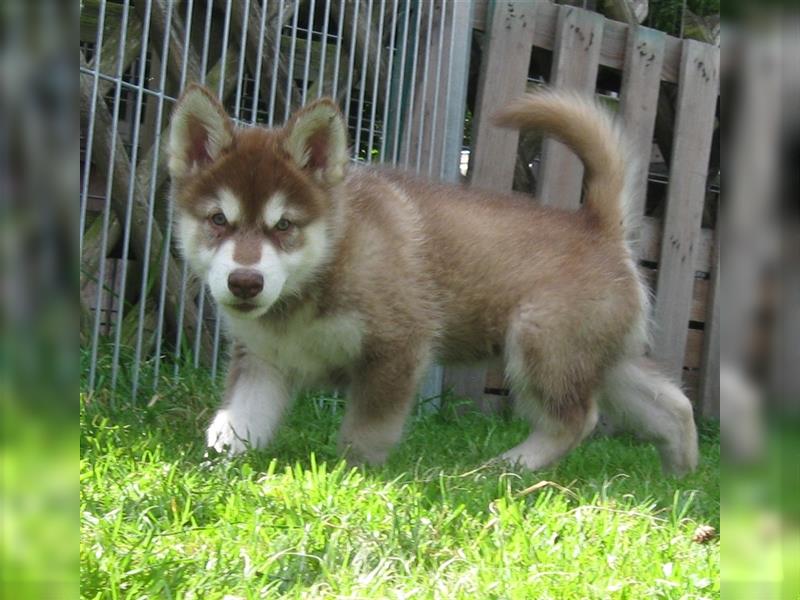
[499,326,599,471]
[500,393,599,471]
[600,358,698,476]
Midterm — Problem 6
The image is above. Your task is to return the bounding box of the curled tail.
[493,90,633,239]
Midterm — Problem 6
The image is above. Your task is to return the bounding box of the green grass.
[81,360,719,599]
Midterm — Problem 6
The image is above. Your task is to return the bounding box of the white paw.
[206,409,261,455]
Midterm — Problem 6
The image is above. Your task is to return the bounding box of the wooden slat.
[618,25,665,238]
[143,0,202,85]
[640,268,709,324]
[443,0,536,406]
[682,369,700,403]
[537,5,604,210]
[468,0,535,192]
[683,328,704,370]
[698,233,719,417]
[639,216,714,274]
[651,40,719,380]
[88,13,144,97]
[472,1,683,85]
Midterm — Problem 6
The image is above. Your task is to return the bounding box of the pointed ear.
[284,99,349,185]
[168,84,234,178]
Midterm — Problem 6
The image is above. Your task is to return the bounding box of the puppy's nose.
[227,269,263,299]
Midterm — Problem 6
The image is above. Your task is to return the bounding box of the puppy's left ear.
[284,99,349,185]
[168,84,234,178]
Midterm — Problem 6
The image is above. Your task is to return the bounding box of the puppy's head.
[167,85,348,319]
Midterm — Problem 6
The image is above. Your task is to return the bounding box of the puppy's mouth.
[229,302,257,313]
[219,298,272,318]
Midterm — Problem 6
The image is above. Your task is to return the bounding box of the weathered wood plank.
[473,1,683,85]
[698,233,719,417]
[442,0,536,407]
[618,25,665,238]
[651,40,719,380]
[683,328,704,370]
[87,12,144,97]
[81,211,122,292]
[537,5,604,210]
[143,0,202,86]
[80,0,125,43]
[468,0,535,192]
[639,216,713,274]
[640,268,709,324]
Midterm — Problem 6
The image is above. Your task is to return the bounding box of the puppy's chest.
[226,310,364,387]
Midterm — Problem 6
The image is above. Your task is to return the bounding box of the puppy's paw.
[206,409,255,456]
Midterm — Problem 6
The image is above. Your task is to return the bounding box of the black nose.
[227,269,263,299]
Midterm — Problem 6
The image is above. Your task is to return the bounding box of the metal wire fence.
[79,0,473,399]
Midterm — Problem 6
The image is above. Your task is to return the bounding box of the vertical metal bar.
[267,0,284,126]
[343,1,360,128]
[216,0,233,98]
[155,0,193,388]
[414,0,434,172]
[391,0,412,164]
[379,0,398,162]
[330,0,346,98]
[428,0,446,176]
[210,296,223,378]
[366,0,385,163]
[132,0,175,399]
[110,0,154,395]
[353,0,374,160]
[440,0,472,183]
[401,2,422,168]
[439,0,456,180]
[301,0,316,104]
[316,0,331,98]
[284,3,300,121]
[178,0,195,88]
[172,0,198,380]
[79,0,108,259]
[178,0,217,376]
[87,0,132,393]
[250,0,268,123]
[192,291,206,368]
[205,0,234,373]
[233,0,251,120]
[199,0,214,82]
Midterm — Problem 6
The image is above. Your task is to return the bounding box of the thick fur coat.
[167,85,698,474]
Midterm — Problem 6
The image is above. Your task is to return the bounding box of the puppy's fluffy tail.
[493,90,632,239]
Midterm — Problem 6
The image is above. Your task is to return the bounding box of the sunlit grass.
[81,359,719,598]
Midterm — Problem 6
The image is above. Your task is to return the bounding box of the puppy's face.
[167,85,348,319]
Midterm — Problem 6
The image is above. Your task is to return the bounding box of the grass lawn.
[81,359,720,599]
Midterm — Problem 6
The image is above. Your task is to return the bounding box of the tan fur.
[168,86,698,474]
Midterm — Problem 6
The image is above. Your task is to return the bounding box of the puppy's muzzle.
[228,269,264,299]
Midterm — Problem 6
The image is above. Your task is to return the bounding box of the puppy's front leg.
[339,349,424,465]
[207,348,291,455]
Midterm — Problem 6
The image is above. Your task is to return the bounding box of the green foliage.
[647,0,720,37]
[81,362,719,598]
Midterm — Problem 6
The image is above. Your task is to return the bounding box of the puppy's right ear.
[168,84,234,178]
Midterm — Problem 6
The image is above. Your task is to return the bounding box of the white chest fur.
[224,307,364,389]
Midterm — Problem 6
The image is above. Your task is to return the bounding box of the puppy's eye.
[210,212,228,227]
[275,218,291,231]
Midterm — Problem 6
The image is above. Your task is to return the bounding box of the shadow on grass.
[81,352,720,530]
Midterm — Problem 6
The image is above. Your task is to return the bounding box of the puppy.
[167,84,698,474]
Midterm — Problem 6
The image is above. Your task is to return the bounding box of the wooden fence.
[450,1,720,417]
